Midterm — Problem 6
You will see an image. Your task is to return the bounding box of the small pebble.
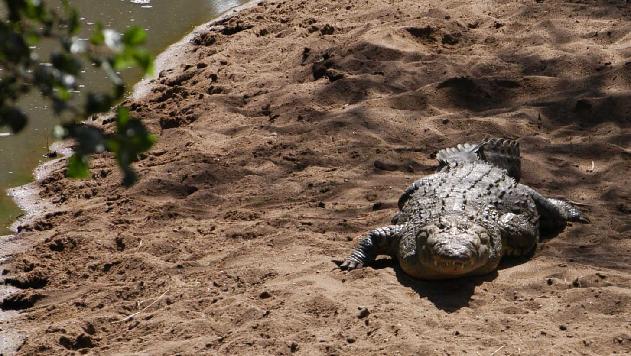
[289,341,299,353]
[559,324,567,331]
[357,307,370,319]
[259,291,272,299]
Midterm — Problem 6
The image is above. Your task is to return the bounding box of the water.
[0,0,247,234]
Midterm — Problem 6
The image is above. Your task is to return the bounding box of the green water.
[0,0,248,234]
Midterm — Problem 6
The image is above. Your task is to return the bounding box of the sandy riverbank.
[0,2,262,353]
[1,0,630,354]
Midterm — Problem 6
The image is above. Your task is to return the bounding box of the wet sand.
[1,0,630,354]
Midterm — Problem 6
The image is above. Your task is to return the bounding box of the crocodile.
[340,138,588,279]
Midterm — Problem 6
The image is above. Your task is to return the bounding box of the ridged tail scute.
[477,138,521,181]
[436,142,482,171]
[435,138,521,181]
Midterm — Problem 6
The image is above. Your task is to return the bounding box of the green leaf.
[0,0,156,186]
[23,0,48,22]
[112,51,135,70]
[33,66,55,95]
[4,0,24,23]
[0,107,28,133]
[113,83,125,99]
[105,137,119,152]
[52,97,68,114]
[0,29,31,63]
[62,0,80,35]
[24,31,40,46]
[67,154,90,179]
[51,52,82,75]
[121,167,137,187]
[54,85,71,101]
[122,27,146,46]
[108,115,155,186]
[125,119,155,152]
[89,23,104,45]
[64,123,107,155]
[117,107,129,127]
[132,48,154,75]
[85,92,113,114]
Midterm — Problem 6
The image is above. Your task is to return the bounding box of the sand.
[1,0,630,354]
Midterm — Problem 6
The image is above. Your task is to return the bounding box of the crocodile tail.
[477,138,521,181]
[436,142,482,171]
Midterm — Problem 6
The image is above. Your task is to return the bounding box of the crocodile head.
[413,214,501,279]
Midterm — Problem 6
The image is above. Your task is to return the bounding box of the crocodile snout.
[426,235,481,274]
[434,243,474,262]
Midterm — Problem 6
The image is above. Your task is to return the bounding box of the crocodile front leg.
[499,212,539,257]
[519,184,589,233]
[340,225,403,270]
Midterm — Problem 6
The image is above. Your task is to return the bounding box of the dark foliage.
[0,0,155,186]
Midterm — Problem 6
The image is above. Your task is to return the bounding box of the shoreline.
[132,0,265,100]
[5,0,264,236]
[0,1,263,354]
[0,142,71,355]
[6,142,73,234]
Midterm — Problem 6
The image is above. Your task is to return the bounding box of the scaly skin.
[340,141,587,280]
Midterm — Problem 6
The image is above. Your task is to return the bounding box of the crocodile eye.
[478,231,489,243]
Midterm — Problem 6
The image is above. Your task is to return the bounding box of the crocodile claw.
[339,258,364,271]
[576,214,590,224]
[564,202,590,224]
[550,198,590,224]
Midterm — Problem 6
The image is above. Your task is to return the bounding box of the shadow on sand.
[370,254,537,313]
[367,258,496,312]
[394,267,498,313]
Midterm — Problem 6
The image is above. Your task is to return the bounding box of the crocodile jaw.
[415,221,494,278]
[428,256,478,274]
[423,242,484,277]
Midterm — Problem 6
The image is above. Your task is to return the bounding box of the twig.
[566,200,589,207]
[113,288,169,323]
[490,345,505,355]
